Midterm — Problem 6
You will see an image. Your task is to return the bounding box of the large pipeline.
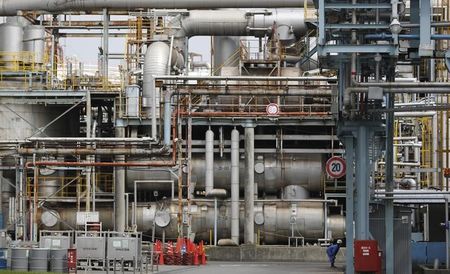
[0,0,306,16]
[39,201,345,244]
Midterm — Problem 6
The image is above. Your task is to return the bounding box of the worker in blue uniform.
[326,239,342,268]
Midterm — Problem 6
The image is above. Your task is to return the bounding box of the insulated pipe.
[175,9,307,42]
[115,126,126,232]
[163,92,172,147]
[143,42,169,139]
[231,128,240,244]
[0,0,306,15]
[205,129,214,195]
[244,126,255,244]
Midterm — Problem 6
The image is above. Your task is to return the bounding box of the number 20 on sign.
[326,156,346,179]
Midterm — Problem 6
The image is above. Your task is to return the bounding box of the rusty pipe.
[179,111,330,117]
[18,147,163,156]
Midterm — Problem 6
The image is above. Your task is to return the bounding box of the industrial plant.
[0,0,448,273]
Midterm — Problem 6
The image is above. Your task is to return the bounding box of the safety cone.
[159,249,164,265]
[193,249,199,266]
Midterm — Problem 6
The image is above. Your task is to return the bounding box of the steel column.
[344,136,355,274]
[385,93,395,274]
[355,125,370,240]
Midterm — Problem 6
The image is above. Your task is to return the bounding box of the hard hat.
[337,239,342,244]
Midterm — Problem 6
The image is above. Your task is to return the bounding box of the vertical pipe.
[163,92,172,146]
[114,126,126,232]
[355,125,369,240]
[385,93,395,274]
[151,76,157,140]
[205,129,214,195]
[0,159,3,229]
[214,197,218,246]
[102,8,109,88]
[244,126,255,244]
[433,113,439,187]
[344,136,354,274]
[231,128,240,244]
[86,91,92,212]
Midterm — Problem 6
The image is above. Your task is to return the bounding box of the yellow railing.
[0,51,48,72]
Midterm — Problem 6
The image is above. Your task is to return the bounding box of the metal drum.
[50,249,68,273]
[10,248,28,271]
[29,248,49,272]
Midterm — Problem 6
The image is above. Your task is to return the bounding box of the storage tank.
[28,248,49,272]
[23,25,46,64]
[0,21,23,67]
[10,248,29,271]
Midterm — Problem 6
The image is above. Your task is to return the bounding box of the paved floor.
[156,262,345,274]
[80,261,344,273]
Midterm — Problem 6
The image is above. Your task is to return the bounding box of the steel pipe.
[26,137,156,143]
[231,128,240,245]
[18,147,163,156]
[205,129,214,195]
[0,0,306,15]
[244,126,255,244]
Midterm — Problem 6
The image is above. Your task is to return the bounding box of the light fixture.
[389,18,402,34]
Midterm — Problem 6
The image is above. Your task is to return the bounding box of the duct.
[143,41,184,139]
[39,201,345,244]
[231,128,240,244]
[205,129,214,195]
[126,154,324,193]
[0,0,306,15]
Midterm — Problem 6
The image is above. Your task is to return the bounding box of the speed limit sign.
[326,156,346,178]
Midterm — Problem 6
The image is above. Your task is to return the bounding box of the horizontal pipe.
[0,0,305,15]
[348,87,450,94]
[156,75,336,81]
[172,88,332,96]
[26,137,156,143]
[26,161,176,168]
[18,147,163,156]
[179,111,330,117]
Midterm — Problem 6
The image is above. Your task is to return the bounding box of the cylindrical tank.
[282,185,310,199]
[23,25,46,64]
[127,154,324,193]
[29,248,49,272]
[49,249,68,273]
[0,22,23,65]
[10,248,29,271]
[40,201,345,244]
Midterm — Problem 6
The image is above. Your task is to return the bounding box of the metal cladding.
[0,0,306,15]
[23,25,45,64]
[0,22,23,63]
[126,154,324,193]
[205,129,215,195]
[40,201,345,244]
[176,9,307,40]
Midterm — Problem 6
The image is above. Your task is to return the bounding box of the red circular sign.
[326,156,346,178]
[266,103,280,116]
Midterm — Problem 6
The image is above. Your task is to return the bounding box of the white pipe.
[0,0,305,15]
[205,129,214,195]
[231,128,240,244]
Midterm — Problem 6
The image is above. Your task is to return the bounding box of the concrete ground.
[156,261,345,274]
[82,261,344,274]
